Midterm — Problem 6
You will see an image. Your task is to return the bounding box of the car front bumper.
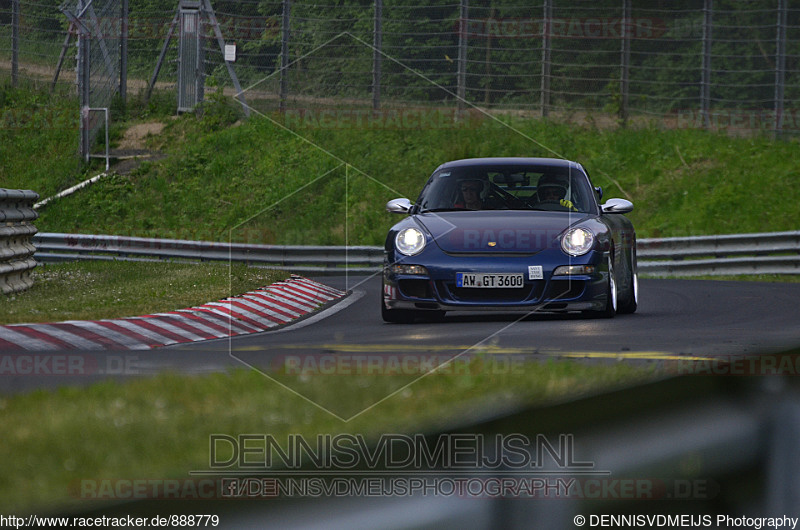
[383,250,610,313]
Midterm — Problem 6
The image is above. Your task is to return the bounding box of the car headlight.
[395,227,426,256]
[561,227,594,256]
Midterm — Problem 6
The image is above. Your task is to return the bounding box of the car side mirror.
[601,198,634,214]
[386,198,413,214]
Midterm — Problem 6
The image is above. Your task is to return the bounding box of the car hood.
[415,211,593,254]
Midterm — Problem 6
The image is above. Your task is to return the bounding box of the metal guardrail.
[32,230,800,276]
[638,230,800,276]
[32,233,385,274]
[0,189,39,294]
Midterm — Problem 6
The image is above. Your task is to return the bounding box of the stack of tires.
[0,189,39,295]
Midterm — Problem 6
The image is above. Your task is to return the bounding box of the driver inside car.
[454,179,485,210]
[535,174,578,211]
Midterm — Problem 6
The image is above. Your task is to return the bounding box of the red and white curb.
[0,276,346,351]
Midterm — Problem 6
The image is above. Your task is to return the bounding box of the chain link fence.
[2,0,800,158]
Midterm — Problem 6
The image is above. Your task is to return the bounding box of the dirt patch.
[117,121,166,150]
[107,121,169,175]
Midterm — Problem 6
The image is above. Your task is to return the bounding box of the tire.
[586,254,617,319]
[617,266,638,315]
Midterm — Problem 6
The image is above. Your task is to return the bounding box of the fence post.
[120,0,128,109]
[540,0,551,117]
[456,0,468,114]
[11,0,19,86]
[280,0,291,112]
[700,0,713,129]
[52,24,74,93]
[201,0,249,116]
[77,0,91,162]
[372,0,382,111]
[774,0,787,137]
[620,0,631,125]
[484,6,494,105]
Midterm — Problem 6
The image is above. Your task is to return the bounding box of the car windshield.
[416,163,596,214]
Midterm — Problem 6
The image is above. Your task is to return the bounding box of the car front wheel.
[585,255,617,319]
[617,266,638,314]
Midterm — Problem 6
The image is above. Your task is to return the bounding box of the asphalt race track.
[2,276,800,398]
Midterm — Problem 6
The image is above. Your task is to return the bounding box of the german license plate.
[456,273,524,288]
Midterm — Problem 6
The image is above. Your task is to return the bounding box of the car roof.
[434,157,584,172]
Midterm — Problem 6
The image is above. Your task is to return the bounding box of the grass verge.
[35,111,800,243]
[0,359,656,514]
[3,84,800,244]
[0,262,287,325]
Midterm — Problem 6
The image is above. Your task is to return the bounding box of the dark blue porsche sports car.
[382,157,638,323]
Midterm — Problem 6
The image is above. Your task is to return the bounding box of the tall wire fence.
[2,0,800,160]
